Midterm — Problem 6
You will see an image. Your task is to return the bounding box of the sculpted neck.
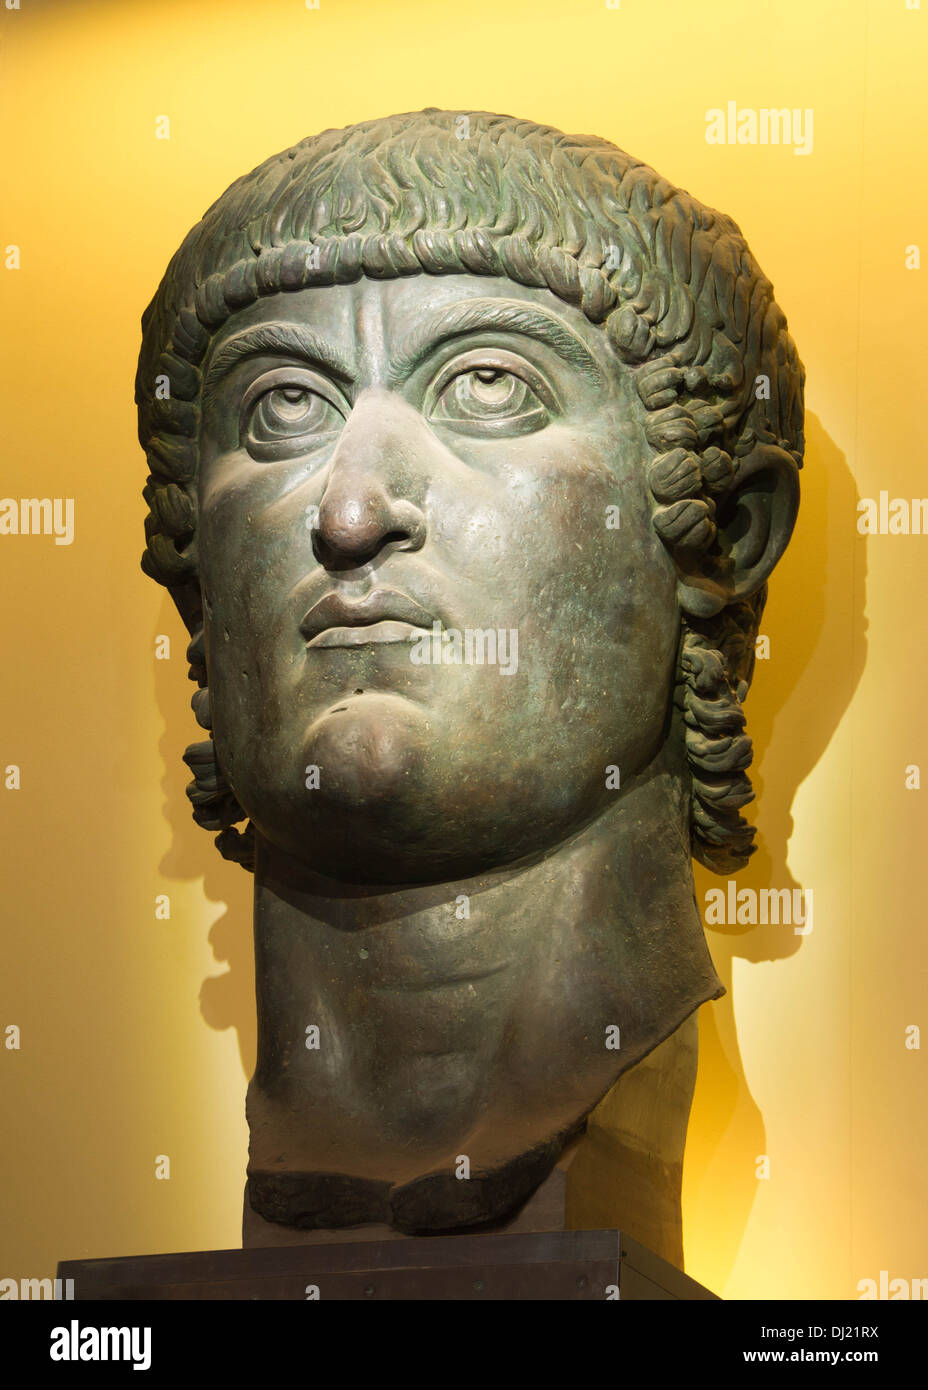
[246,735,723,1209]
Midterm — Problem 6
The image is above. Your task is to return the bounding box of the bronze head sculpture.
[136,109,803,1241]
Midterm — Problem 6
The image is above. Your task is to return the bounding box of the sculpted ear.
[674,444,800,619]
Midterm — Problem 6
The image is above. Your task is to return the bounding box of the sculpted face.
[139,111,804,1243]
[197,273,681,883]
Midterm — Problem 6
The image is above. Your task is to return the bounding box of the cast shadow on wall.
[150,410,864,1281]
[153,615,256,1078]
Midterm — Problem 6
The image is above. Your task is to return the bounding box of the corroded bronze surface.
[137,110,803,1238]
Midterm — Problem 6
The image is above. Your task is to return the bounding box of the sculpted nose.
[312,390,427,570]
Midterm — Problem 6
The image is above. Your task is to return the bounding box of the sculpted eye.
[428,357,553,437]
[240,369,345,461]
[250,386,337,440]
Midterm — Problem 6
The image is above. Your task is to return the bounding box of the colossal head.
[137,110,803,1240]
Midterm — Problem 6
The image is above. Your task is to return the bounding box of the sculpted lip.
[370,959,512,995]
[300,587,437,646]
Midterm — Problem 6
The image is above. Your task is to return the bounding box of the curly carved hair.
[136,108,804,876]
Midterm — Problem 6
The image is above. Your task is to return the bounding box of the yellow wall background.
[1,0,925,1300]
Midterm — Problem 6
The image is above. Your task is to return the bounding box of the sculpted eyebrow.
[203,324,356,404]
[388,299,606,388]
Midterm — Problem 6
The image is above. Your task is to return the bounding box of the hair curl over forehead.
[136,107,804,875]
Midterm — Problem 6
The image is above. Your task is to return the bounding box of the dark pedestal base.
[57,1230,718,1300]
